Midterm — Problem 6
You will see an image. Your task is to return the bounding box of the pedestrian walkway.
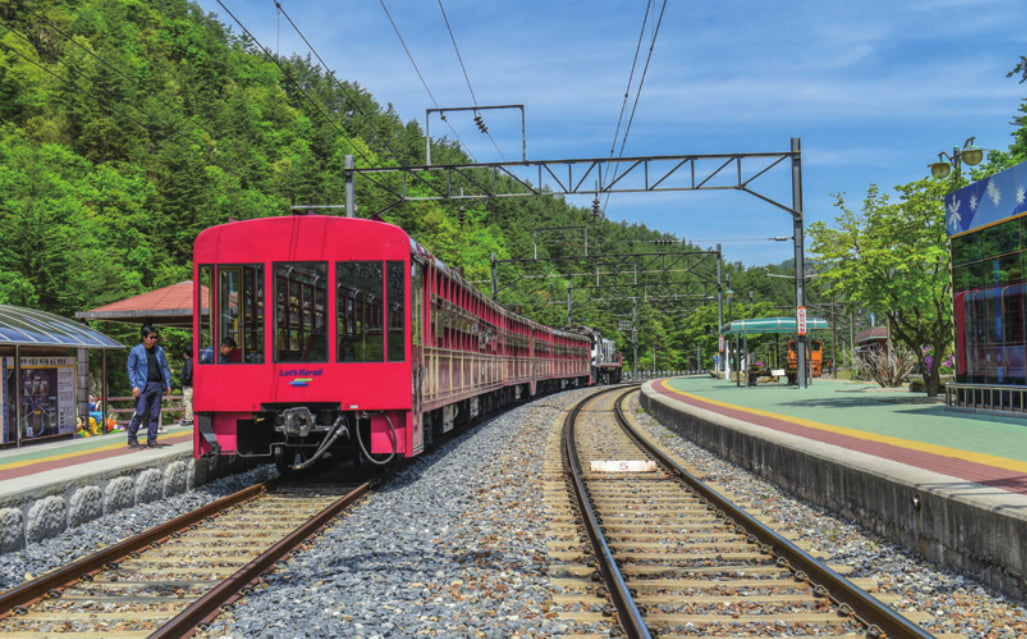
[0,425,192,488]
[649,376,1027,493]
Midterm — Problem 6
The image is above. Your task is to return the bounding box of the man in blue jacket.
[126,325,173,448]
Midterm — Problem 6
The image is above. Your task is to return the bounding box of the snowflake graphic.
[947,198,962,231]
[1017,184,1026,207]
[986,179,1001,207]
[969,193,978,212]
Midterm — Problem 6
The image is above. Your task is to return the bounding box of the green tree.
[808,180,954,396]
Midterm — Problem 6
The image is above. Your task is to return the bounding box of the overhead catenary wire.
[378,0,475,162]
[439,0,478,107]
[271,1,397,165]
[211,0,431,205]
[608,1,654,162]
[437,0,506,161]
[213,0,381,162]
[602,0,669,216]
[615,0,668,161]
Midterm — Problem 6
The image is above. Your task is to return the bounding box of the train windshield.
[337,260,406,362]
[274,262,328,363]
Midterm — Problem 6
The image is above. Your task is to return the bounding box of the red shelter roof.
[75,281,206,328]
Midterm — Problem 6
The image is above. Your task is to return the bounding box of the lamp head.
[961,147,984,166]
[929,161,952,179]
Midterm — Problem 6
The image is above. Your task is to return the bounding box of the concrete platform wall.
[641,384,1027,601]
[0,452,256,553]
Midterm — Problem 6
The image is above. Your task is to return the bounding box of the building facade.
[947,161,1027,409]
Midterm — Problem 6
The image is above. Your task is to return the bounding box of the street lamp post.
[726,288,736,386]
[929,137,984,180]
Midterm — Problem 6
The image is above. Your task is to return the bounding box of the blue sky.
[193,0,1027,266]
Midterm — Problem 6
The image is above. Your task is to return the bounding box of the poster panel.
[4,357,77,441]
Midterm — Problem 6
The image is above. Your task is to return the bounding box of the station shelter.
[722,316,829,385]
[0,305,123,447]
[76,280,199,330]
[854,326,889,365]
[946,160,1027,413]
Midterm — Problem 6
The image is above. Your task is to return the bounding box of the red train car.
[192,215,592,471]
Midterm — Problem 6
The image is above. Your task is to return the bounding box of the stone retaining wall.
[0,453,252,553]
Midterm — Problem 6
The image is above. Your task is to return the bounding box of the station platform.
[0,424,222,553]
[640,376,1027,601]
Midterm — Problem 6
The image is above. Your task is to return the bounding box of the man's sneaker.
[127,440,141,448]
[147,441,170,448]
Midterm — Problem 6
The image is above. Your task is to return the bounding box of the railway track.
[554,386,946,639]
[0,479,368,638]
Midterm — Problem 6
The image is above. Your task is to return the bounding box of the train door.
[410,259,425,454]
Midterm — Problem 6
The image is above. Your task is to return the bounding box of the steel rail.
[561,385,652,639]
[151,481,371,638]
[612,390,936,639]
[0,483,266,616]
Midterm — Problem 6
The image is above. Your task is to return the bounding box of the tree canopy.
[4,0,1027,389]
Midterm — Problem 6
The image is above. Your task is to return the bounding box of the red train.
[192,214,594,471]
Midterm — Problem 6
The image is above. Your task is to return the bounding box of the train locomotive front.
[194,215,595,471]
[192,216,420,471]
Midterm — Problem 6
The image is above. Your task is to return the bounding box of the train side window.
[411,262,423,348]
[241,265,265,363]
[274,262,327,363]
[387,261,406,361]
[337,261,385,362]
[198,265,214,363]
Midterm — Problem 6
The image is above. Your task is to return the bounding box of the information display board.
[2,357,77,443]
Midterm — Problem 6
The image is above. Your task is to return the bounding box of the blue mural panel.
[946,161,1027,237]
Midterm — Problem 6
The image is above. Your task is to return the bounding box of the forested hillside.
[0,0,793,372]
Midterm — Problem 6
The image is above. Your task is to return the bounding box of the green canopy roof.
[724,316,829,335]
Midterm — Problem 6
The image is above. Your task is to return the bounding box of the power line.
[377,0,474,161]
[437,0,505,160]
[609,1,653,161]
[274,1,331,75]
[616,0,668,161]
[602,0,669,215]
[272,1,395,164]
[438,0,477,107]
[378,0,438,106]
[214,0,381,167]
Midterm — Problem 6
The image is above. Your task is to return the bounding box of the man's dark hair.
[141,324,158,338]
[221,337,237,349]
